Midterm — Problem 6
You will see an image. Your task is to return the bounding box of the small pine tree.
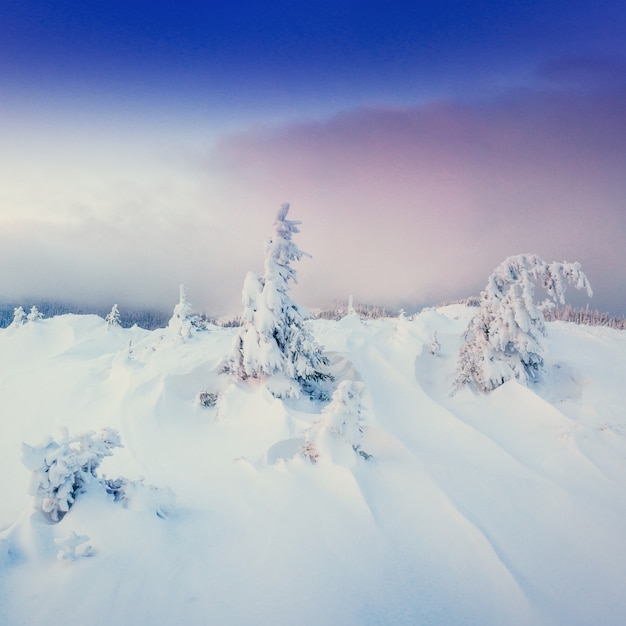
[322,380,368,451]
[11,306,26,327]
[226,204,329,397]
[168,284,197,340]
[347,295,355,316]
[105,304,121,329]
[27,306,44,323]
[302,380,371,462]
[429,331,442,356]
[455,253,592,394]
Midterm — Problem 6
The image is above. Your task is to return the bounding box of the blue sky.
[4,1,624,116]
[1,1,625,315]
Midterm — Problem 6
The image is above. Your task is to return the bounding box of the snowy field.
[1,306,626,626]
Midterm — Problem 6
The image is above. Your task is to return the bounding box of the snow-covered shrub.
[226,204,330,398]
[11,306,26,327]
[105,304,121,329]
[167,284,211,340]
[22,428,123,522]
[429,331,441,356]
[168,284,199,340]
[303,381,371,461]
[27,306,44,323]
[103,477,175,519]
[55,531,94,561]
[197,391,219,408]
[300,441,320,464]
[455,253,592,394]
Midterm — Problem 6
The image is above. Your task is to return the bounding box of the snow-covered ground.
[1,306,626,626]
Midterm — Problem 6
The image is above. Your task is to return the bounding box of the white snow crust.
[1,308,626,625]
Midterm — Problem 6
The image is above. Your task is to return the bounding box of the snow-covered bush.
[455,253,593,394]
[197,391,219,408]
[22,428,123,522]
[429,331,442,356]
[105,304,121,329]
[226,204,330,398]
[11,306,26,327]
[299,441,320,464]
[27,306,44,323]
[303,380,371,461]
[103,477,175,519]
[55,531,94,561]
[168,284,199,340]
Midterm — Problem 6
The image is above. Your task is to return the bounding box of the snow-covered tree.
[55,531,94,561]
[27,306,44,323]
[429,331,442,356]
[22,428,123,522]
[347,295,355,316]
[455,253,592,394]
[168,284,201,340]
[226,204,329,398]
[105,304,121,329]
[302,380,371,461]
[321,380,368,450]
[11,306,26,327]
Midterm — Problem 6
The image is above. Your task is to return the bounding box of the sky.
[1,0,625,316]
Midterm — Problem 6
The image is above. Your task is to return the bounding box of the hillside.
[1,306,626,626]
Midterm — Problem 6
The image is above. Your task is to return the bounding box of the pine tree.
[11,306,26,327]
[105,304,121,329]
[321,380,368,451]
[168,284,197,340]
[226,204,329,398]
[455,253,592,394]
[429,331,442,356]
[302,380,371,461]
[27,305,44,323]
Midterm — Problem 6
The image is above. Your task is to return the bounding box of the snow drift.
[1,307,626,626]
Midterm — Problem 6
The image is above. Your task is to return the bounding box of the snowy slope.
[1,308,626,626]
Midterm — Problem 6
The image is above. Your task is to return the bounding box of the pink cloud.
[2,79,625,317]
[204,84,626,313]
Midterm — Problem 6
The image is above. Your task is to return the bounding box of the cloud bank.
[202,79,626,313]
[1,75,625,316]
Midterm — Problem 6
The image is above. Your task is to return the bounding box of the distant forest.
[0,302,171,330]
[1,299,625,331]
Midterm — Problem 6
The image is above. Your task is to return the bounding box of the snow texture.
[1,308,626,626]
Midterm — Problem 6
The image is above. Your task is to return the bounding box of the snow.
[1,309,626,625]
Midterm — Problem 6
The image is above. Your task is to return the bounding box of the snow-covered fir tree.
[302,380,371,461]
[105,304,121,329]
[11,306,26,327]
[168,284,197,340]
[455,253,592,394]
[429,331,442,356]
[320,380,368,450]
[226,204,329,398]
[347,295,355,316]
[27,305,44,323]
